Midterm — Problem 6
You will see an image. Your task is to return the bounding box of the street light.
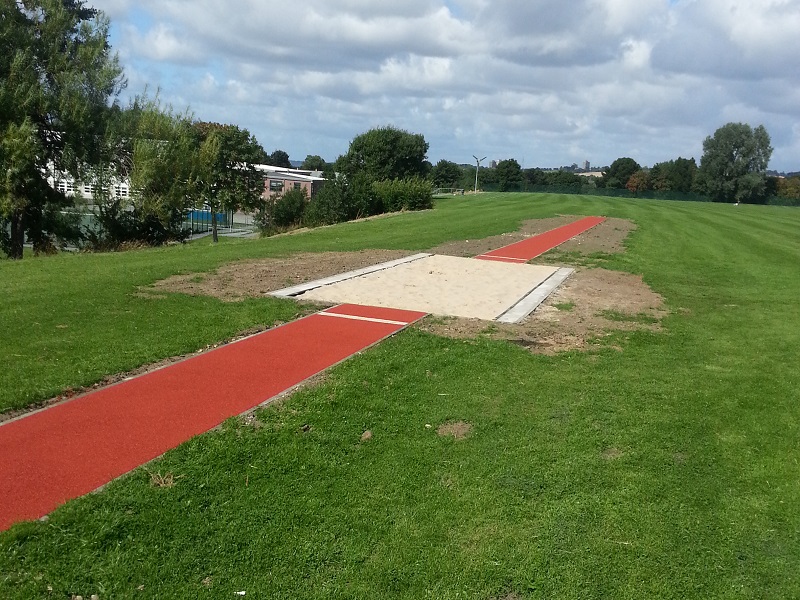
[473,155,487,193]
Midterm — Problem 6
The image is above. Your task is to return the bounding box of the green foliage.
[272,187,308,227]
[599,157,641,189]
[80,101,266,248]
[191,122,265,242]
[431,159,463,189]
[495,158,523,192]
[303,175,350,226]
[78,96,195,249]
[650,157,698,193]
[697,122,773,203]
[0,0,125,258]
[267,149,292,168]
[626,169,651,195]
[371,177,434,212]
[524,168,584,190]
[336,125,429,182]
[303,127,432,229]
[300,155,328,171]
[772,177,800,206]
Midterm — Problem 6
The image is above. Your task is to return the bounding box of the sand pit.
[275,254,565,321]
[143,216,663,355]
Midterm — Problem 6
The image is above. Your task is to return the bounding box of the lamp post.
[473,155,486,193]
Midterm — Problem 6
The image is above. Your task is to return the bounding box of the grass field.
[2,194,800,598]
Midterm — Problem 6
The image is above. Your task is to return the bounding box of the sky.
[90,0,800,172]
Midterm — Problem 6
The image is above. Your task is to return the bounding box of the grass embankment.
[2,195,799,599]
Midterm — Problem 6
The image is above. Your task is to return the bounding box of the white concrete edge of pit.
[269,253,433,298]
[495,267,574,324]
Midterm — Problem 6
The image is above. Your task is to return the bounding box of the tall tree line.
[1,1,268,258]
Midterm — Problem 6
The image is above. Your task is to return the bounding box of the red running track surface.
[475,216,606,263]
[0,305,426,531]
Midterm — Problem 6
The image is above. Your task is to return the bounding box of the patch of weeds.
[598,309,659,324]
[423,315,450,326]
[540,250,614,268]
[436,421,472,440]
[553,301,576,311]
[148,471,183,488]
[600,447,625,461]
[481,323,500,335]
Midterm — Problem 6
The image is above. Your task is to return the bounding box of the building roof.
[254,164,325,182]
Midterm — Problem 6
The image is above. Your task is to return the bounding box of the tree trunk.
[9,210,25,260]
[211,205,218,243]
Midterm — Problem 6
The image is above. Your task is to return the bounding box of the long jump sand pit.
[274,254,569,322]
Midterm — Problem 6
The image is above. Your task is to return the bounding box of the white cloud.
[89,0,800,170]
[122,22,201,63]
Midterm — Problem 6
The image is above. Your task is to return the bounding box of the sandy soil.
[415,217,666,353]
[2,217,659,423]
[145,216,663,355]
[417,267,665,354]
[148,250,413,302]
[301,255,560,321]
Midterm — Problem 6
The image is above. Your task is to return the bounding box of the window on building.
[269,180,284,191]
[293,183,302,190]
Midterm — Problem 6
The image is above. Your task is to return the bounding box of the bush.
[83,199,189,251]
[371,177,433,212]
[273,188,307,227]
[303,177,349,226]
[767,196,800,207]
[254,188,308,232]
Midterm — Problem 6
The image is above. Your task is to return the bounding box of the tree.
[108,99,197,247]
[697,123,773,203]
[521,168,588,192]
[267,149,291,168]
[303,174,349,226]
[192,122,266,242]
[776,176,800,202]
[495,158,523,192]
[300,154,327,171]
[271,187,307,228]
[0,0,125,258]
[430,159,463,189]
[336,125,429,182]
[600,157,640,189]
[650,157,697,193]
[626,169,651,196]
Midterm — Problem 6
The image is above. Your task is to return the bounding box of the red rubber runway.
[0,304,426,531]
[1,218,604,531]
[475,216,606,263]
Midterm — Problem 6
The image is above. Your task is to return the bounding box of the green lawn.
[2,194,799,598]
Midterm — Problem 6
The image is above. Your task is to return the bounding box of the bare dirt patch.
[142,215,660,358]
[418,217,665,354]
[417,266,666,354]
[148,249,413,302]
[436,421,473,440]
[555,216,634,255]
[601,447,625,461]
